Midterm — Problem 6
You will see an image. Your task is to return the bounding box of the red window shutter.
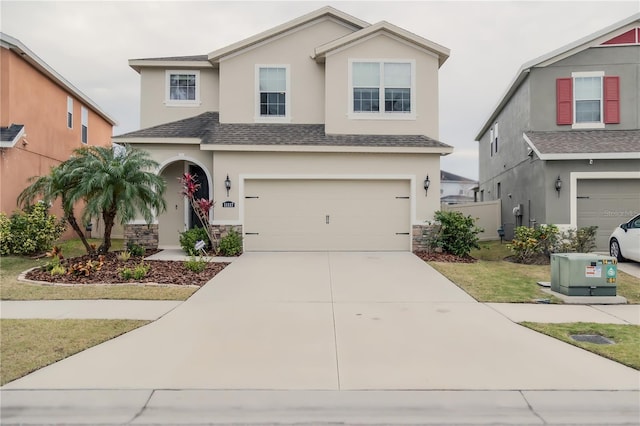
[604,76,620,124]
[556,78,572,125]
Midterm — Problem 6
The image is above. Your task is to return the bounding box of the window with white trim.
[574,75,602,123]
[165,70,200,105]
[255,65,290,121]
[67,97,73,128]
[350,60,415,118]
[81,107,88,144]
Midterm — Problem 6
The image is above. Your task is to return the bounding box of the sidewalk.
[2,300,637,323]
[0,300,182,320]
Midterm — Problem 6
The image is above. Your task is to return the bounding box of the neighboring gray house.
[440,170,477,204]
[475,13,640,250]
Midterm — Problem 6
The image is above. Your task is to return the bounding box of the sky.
[2,1,638,180]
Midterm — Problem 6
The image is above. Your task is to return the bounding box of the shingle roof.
[130,55,209,62]
[114,112,452,150]
[114,112,218,139]
[524,130,640,154]
[0,124,24,143]
[440,170,476,183]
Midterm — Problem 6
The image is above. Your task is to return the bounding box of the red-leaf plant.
[179,173,217,248]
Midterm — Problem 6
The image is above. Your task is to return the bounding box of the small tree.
[432,210,483,257]
[18,159,94,254]
[179,173,217,248]
[68,145,167,253]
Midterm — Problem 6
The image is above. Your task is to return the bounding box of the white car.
[609,214,640,262]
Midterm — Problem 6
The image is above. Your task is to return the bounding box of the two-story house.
[475,13,640,250]
[0,33,116,220]
[440,170,477,204]
[115,7,452,252]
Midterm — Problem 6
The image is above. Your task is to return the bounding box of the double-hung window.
[556,71,620,128]
[256,65,290,121]
[67,97,73,128]
[165,70,200,106]
[351,60,415,118]
[81,107,88,144]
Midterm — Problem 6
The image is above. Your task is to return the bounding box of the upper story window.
[255,65,290,122]
[556,72,620,129]
[67,97,73,129]
[165,70,200,106]
[81,106,88,144]
[349,60,416,120]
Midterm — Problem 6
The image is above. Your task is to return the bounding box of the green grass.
[0,319,149,385]
[521,322,640,370]
[0,238,197,301]
[429,260,561,303]
[429,240,640,304]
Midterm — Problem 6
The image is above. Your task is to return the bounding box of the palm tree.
[18,158,95,254]
[68,145,167,253]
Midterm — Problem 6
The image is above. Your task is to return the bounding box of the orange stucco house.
[0,33,116,221]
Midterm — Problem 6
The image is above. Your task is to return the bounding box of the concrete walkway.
[2,252,639,425]
[3,252,638,391]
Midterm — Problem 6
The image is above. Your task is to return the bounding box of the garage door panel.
[244,179,410,251]
[577,179,640,251]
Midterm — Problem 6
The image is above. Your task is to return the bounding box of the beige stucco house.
[115,6,453,252]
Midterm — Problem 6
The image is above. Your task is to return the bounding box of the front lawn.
[429,240,640,304]
[0,319,148,385]
[521,322,640,370]
[0,238,198,301]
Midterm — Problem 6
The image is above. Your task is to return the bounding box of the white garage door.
[244,179,410,251]
[577,179,640,251]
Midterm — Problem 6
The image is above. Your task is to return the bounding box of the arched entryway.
[157,158,212,249]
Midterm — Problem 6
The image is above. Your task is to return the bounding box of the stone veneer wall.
[210,224,243,250]
[124,224,159,249]
[412,224,440,252]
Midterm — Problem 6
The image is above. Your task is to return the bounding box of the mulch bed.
[413,251,477,263]
[25,251,228,287]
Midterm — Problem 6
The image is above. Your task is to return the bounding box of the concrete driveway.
[3,252,638,390]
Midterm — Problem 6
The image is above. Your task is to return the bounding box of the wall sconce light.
[224,174,231,197]
[555,176,562,197]
[423,175,430,196]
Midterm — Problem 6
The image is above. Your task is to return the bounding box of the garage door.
[244,179,410,251]
[577,179,640,251]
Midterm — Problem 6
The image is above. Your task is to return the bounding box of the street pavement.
[2,252,639,425]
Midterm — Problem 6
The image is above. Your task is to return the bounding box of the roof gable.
[207,6,368,63]
[313,21,449,67]
[475,13,640,140]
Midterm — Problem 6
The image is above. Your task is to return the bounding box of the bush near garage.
[431,211,483,258]
[508,224,598,264]
[217,230,243,256]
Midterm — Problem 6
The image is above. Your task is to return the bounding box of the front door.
[188,164,209,229]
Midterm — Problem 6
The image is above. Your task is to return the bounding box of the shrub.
[432,211,483,257]
[0,213,11,255]
[50,264,66,276]
[508,227,543,263]
[184,256,208,273]
[117,250,132,262]
[557,226,598,253]
[218,230,242,256]
[1,203,66,255]
[119,261,150,280]
[179,227,210,255]
[67,256,104,276]
[126,242,146,257]
[509,224,599,263]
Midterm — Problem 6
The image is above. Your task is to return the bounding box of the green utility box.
[551,253,617,296]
